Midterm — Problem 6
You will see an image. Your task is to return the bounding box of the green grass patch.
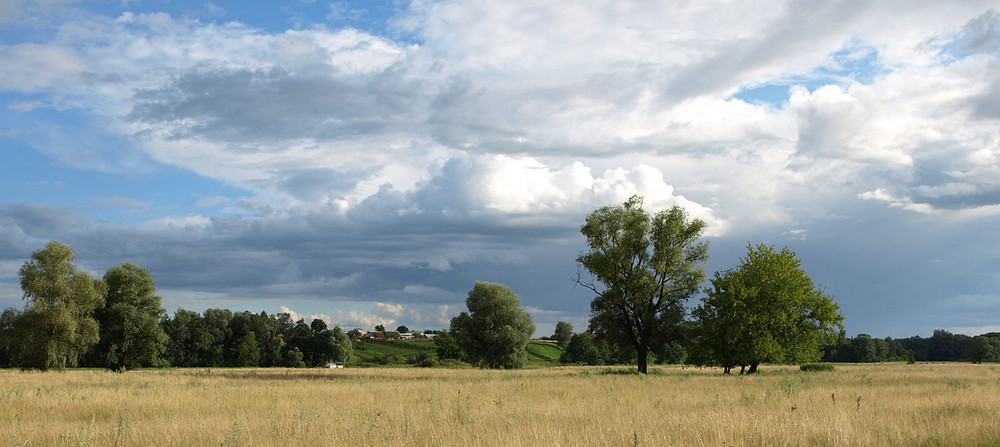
[350,339,438,366]
[524,341,563,368]
[800,363,835,372]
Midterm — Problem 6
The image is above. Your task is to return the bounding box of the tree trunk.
[747,362,759,374]
[739,365,746,375]
[637,343,648,374]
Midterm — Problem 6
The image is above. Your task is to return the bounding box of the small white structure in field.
[325,362,344,369]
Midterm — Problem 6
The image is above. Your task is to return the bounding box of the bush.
[800,363,835,372]
[560,332,603,365]
[438,358,472,369]
[418,358,439,368]
[409,351,434,365]
[376,354,403,365]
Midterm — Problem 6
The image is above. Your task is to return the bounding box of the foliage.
[823,331,919,363]
[438,358,473,369]
[800,363,835,372]
[418,357,439,367]
[559,332,604,365]
[282,347,306,368]
[376,353,403,365]
[690,243,843,374]
[577,196,708,374]
[969,334,1000,363]
[450,282,535,369]
[226,311,286,367]
[310,318,328,332]
[656,341,686,365]
[158,307,357,368]
[0,308,18,367]
[352,338,438,366]
[8,241,104,370]
[162,308,214,367]
[553,321,573,348]
[328,326,354,364]
[92,263,169,371]
[396,325,410,333]
[823,331,914,363]
[433,331,464,361]
[201,308,232,365]
[236,331,261,367]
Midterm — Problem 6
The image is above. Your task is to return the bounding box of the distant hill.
[525,341,563,367]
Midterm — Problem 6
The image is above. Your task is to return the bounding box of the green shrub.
[438,359,472,369]
[376,354,402,365]
[800,363,835,372]
[408,352,434,365]
[418,358,439,368]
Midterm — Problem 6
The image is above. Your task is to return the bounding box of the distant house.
[363,331,386,341]
[384,331,401,340]
[325,362,344,368]
[399,332,414,339]
[424,333,437,340]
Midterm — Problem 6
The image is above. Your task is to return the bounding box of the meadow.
[2,362,999,446]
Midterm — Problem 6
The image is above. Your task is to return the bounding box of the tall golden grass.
[2,363,998,446]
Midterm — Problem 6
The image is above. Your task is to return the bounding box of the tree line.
[554,323,1000,365]
[0,241,353,371]
[822,330,1000,364]
[4,198,995,373]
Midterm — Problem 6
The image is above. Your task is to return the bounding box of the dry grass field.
[2,362,999,446]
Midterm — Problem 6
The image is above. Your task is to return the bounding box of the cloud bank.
[1,1,999,337]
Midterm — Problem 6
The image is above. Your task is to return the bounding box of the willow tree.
[578,196,709,374]
[12,241,104,370]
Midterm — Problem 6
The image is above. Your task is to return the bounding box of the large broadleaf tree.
[577,196,709,374]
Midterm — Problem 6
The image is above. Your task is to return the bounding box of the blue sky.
[2,0,999,337]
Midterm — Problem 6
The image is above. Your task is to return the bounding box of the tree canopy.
[93,263,169,371]
[577,196,708,374]
[559,332,605,365]
[689,243,844,374]
[433,330,464,361]
[552,321,573,348]
[450,282,535,369]
[10,241,104,370]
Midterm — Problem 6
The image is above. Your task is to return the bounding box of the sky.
[1,0,999,338]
